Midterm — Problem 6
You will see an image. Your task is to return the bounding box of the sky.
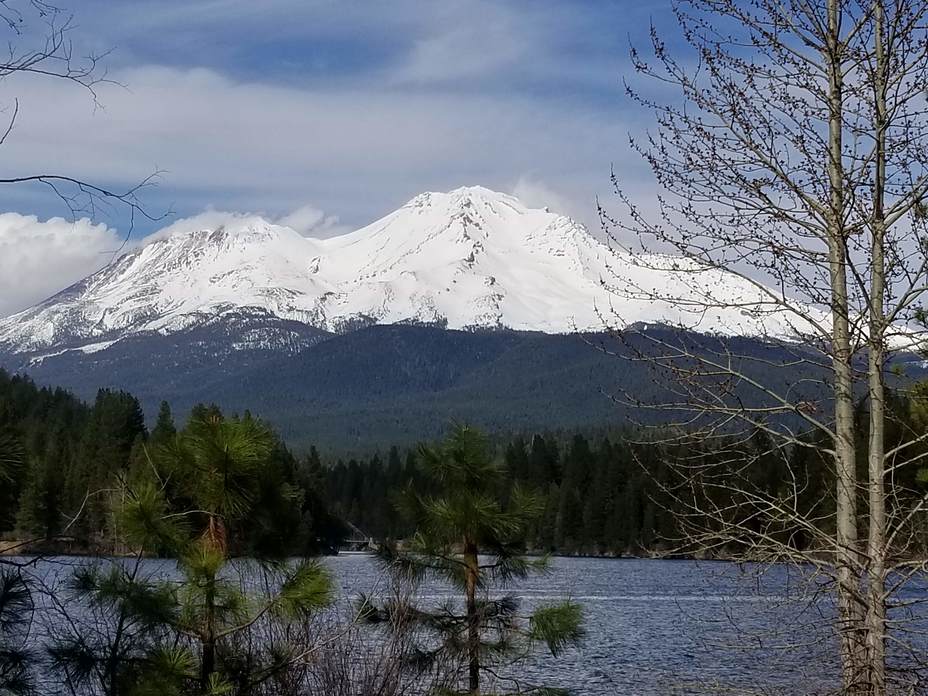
[0,0,676,316]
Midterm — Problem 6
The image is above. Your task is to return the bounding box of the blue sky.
[0,0,679,314]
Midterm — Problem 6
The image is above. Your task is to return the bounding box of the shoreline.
[0,541,758,564]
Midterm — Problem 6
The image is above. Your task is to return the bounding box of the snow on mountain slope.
[0,186,809,356]
[0,214,332,354]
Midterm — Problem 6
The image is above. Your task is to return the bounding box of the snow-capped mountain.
[0,186,804,358]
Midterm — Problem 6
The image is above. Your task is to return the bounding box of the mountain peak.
[404,186,526,216]
[0,184,805,358]
[144,211,305,248]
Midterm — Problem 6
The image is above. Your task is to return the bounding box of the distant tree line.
[327,398,928,558]
[326,433,697,555]
[5,367,928,562]
[1,368,684,556]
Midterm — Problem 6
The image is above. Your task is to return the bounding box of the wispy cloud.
[276,204,348,238]
[0,63,630,227]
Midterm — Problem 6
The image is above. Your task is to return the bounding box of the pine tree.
[15,449,63,539]
[0,568,34,696]
[295,447,347,555]
[0,427,24,533]
[528,434,560,489]
[152,410,334,693]
[47,554,179,696]
[150,401,177,444]
[67,390,147,541]
[367,425,584,695]
[0,431,33,695]
[49,408,336,696]
[504,437,530,482]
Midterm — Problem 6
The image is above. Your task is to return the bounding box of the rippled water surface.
[326,555,837,695]
[21,555,847,695]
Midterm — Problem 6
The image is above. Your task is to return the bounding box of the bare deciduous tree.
[602,1,928,693]
[0,0,162,236]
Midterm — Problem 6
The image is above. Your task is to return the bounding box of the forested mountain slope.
[1,323,888,451]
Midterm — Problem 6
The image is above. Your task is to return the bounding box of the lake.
[14,555,848,695]
[329,555,838,695]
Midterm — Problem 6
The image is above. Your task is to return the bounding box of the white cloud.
[0,202,353,319]
[140,205,350,244]
[391,16,527,85]
[140,209,261,244]
[0,64,623,228]
[511,175,575,218]
[276,204,348,238]
[0,214,124,316]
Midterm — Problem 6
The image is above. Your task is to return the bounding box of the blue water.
[12,555,850,694]
[330,555,837,695]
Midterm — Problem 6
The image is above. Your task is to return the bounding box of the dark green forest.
[4,367,928,557]
[0,369,687,555]
[325,430,842,556]
[0,370,344,555]
[5,324,865,452]
[324,435,679,555]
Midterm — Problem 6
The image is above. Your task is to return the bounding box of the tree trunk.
[464,540,480,695]
[108,610,126,696]
[825,1,865,691]
[865,3,888,693]
[200,519,220,693]
[200,577,217,693]
[201,636,215,694]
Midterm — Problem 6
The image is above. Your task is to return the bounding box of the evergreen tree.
[0,427,24,533]
[537,482,560,551]
[0,431,33,695]
[555,435,593,552]
[48,409,336,696]
[47,555,179,696]
[528,434,560,489]
[150,402,177,444]
[153,410,334,692]
[15,448,63,539]
[368,425,584,695]
[0,568,34,696]
[504,437,530,482]
[66,390,147,541]
[294,447,347,555]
